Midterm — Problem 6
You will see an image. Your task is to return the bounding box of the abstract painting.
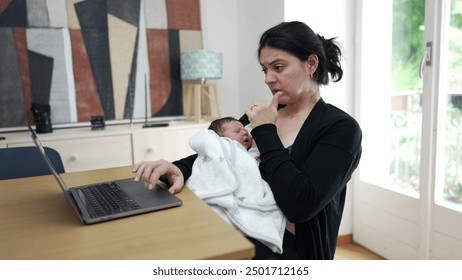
[0,0,202,128]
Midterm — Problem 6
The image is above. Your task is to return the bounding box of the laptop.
[27,123,182,224]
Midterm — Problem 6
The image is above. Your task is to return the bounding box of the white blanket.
[186,129,286,253]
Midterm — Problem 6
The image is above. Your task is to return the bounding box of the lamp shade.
[180,50,222,81]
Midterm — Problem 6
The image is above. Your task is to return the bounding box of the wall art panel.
[0,28,26,127]
[0,0,201,128]
[27,28,76,123]
[144,0,167,29]
[46,0,68,28]
[26,0,49,27]
[12,27,32,122]
[70,29,104,122]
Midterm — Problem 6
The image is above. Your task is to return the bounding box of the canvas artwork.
[0,0,202,128]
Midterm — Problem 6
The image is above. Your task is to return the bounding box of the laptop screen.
[27,123,69,191]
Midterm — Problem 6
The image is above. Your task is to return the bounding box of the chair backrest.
[0,146,65,180]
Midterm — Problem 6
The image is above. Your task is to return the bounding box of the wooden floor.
[334,242,384,260]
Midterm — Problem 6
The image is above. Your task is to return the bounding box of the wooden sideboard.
[0,122,209,172]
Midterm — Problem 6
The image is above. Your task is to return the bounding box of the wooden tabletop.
[0,166,254,260]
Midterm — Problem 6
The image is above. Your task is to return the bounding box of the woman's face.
[259,47,313,104]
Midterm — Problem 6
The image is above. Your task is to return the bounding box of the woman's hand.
[132,159,185,194]
[245,92,282,128]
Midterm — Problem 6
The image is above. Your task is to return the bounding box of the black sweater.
[173,98,362,259]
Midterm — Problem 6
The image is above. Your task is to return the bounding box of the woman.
[133,21,362,260]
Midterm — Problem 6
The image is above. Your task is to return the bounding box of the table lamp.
[180,50,223,122]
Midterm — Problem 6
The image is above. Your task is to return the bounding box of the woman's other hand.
[245,91,282,128]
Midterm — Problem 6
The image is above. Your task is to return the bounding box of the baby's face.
[220,121,252,149]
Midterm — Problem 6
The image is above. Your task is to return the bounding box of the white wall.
[200,0,357,236]
[200,0,240,117]
[200,0,284,118]
[236,0,285,111]
[284,0,356,113]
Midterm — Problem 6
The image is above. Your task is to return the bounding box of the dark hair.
[258,21,343,85]
[208,116,239,135]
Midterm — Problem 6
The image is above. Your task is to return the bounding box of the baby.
[208,117,259,162]
[185,116,285,253]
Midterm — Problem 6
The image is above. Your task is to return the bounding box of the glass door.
[354,0,462,259]
[429,0,462,259]
[354,0,424,259]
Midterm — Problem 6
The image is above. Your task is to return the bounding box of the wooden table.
[0,166,254,260]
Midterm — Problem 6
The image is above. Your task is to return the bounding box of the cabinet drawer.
[10,135,133,172]
[132,124,207,163]
[160,129,195,161]
[132,130,163,163]
[3,122,208,173]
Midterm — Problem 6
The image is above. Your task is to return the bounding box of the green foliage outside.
[390,0,462,202]
[392,0,425,91]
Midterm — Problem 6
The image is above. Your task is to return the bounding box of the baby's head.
[208,117,252,150]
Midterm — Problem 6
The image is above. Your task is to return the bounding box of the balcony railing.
[389,91,462,203]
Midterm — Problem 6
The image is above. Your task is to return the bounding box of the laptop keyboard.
[80,182,141,218]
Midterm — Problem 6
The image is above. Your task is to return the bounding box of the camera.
[31,103,53,133]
